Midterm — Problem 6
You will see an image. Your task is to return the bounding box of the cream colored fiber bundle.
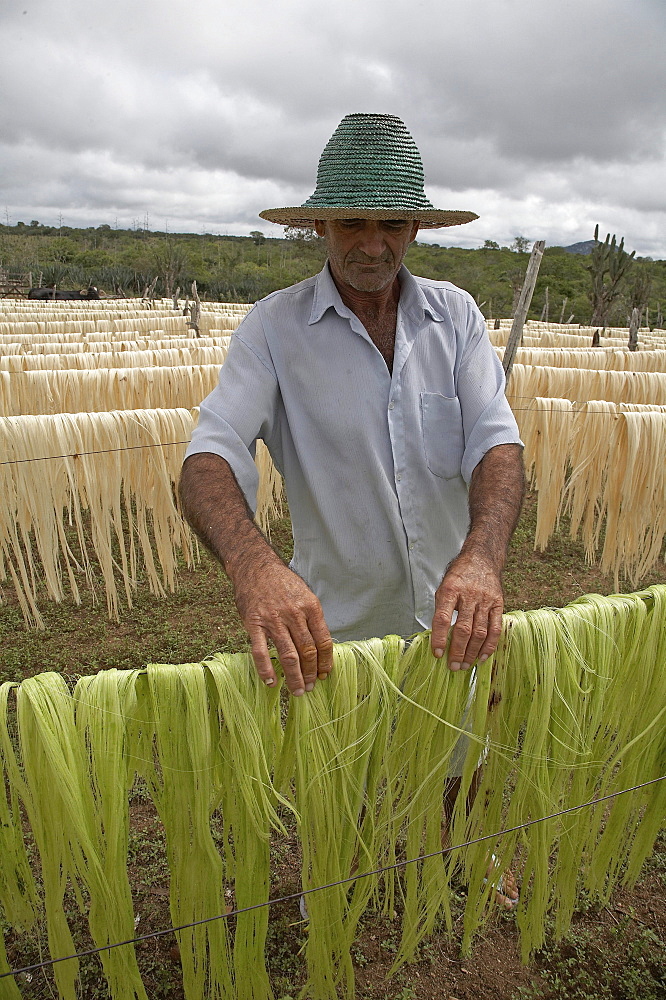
[507,364,666,408]
[0,345,229,373]
[0,365,225,417]
[498,347,666,373]
[516,398,666,585]
[0,409,281,626]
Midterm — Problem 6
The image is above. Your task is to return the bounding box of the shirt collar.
[308,262,348,325]
[308,262,447,326]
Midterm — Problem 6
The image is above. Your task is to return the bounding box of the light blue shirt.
[186,264,522,641]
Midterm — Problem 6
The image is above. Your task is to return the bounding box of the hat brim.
[259,207,478,229]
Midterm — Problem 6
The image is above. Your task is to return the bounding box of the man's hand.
[233,557,334,695]
[179,452,333,696]
[431,551,504,670]
[430,442,524,669]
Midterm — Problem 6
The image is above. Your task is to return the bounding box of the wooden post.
[540,285,549,322]
[188,280,201,338]
[503,240,545,379]
[559,296,568,324]
[628,307,640,352]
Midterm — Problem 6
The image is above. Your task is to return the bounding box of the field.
[1,297,665,999]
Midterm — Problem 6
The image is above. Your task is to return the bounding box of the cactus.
[585,224,635,326]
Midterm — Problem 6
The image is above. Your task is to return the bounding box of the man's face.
[314,219,419,294]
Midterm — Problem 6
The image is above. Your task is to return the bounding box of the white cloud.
[1,0,664,254]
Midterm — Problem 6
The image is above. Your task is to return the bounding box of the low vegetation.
[1,222,665,327]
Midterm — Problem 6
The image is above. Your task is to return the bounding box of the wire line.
[2,773,664,981]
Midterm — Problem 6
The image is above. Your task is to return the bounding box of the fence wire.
[2,773,664,981]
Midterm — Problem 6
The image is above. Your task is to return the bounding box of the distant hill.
[562,240,598,256]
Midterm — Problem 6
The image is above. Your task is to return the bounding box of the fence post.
[628,307,640,352]
[503,240,545,380]
[189,281,201,338]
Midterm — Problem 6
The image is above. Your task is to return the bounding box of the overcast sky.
[1,0,665,256]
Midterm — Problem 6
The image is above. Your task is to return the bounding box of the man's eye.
[383,220,408,231]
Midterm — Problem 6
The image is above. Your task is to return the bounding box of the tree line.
[0,221,664,327]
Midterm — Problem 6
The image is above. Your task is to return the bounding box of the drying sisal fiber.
[515,398,666,585]
[507,363,666,408]
[0,408,282,626]
[0,364,227,416]
[1,586,664,998]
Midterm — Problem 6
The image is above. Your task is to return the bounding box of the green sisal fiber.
[139,663,234,1000]
[0,683,37,1000]
[286,637,404,1000]
[205,652,287,1000]
[0,587,664,998]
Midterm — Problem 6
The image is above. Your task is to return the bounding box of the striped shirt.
[186,263,522,641]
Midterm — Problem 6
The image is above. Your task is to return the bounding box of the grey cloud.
[1,0,665,255]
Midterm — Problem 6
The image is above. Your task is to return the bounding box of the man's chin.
[344,266,394,293]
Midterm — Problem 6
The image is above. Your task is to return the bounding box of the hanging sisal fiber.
[515,398,666,584]
[0,364,226,417]
[1,336,230,354]
[507,363,666,407]
[496,346,666,373]
[0,408,282,627]
[1,587,664,999]
[0,345,229,372]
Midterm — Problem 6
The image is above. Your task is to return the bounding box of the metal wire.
[2,773,664,981]
[0,440,190,466]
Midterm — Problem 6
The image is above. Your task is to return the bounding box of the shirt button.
[408,542,414,551]
[388,400,395,410]
[396,474,402,482]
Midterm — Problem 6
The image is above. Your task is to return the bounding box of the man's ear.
[409,221,420,243]
[314,220,326,238]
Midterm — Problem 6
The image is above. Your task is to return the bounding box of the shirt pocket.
[420,392,465,480]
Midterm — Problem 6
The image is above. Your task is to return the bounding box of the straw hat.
[259,113,478,230]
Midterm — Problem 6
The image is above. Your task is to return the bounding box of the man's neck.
[327,263,401,371]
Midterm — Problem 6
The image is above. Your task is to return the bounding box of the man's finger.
[455,607,492,668]
[273,625,315,696]
[477,604,504,661]
[248,626,278,688]
[431,593,456,658]
[289,624,319,691]
[447,609,474,670]
[307,613,334,679]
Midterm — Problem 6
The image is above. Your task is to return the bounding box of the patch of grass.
[517,920,666,1000]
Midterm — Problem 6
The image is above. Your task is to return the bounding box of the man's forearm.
[179,452,281,583]
[456,443,525,575]
[179,451,333,696]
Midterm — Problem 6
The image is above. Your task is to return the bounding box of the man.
[180,113,524,701]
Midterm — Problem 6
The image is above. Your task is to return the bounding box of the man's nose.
[357,223,386,258]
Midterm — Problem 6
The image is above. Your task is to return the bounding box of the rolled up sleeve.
[185,313,279,514]
[457,309,523,484]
